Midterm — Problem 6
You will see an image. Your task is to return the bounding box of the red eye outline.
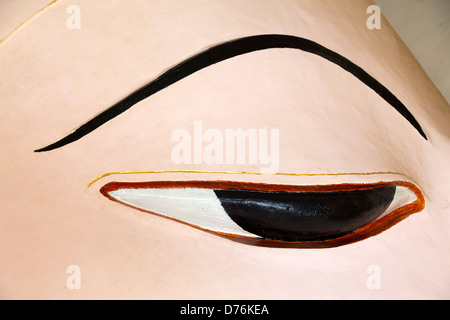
[100,180,425,248]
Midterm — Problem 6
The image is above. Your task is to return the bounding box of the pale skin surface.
[0,0,449,299]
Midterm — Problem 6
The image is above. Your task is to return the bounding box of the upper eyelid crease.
[34,34,427,152]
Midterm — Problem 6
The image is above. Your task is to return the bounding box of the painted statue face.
[1,0,449,299]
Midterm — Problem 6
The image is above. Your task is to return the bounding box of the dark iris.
[214,186,396,241]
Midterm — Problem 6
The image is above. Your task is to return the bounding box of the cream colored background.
[376,0,449,103]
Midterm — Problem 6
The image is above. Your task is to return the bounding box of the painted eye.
[100,180,424,248]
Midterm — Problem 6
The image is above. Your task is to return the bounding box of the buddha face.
[1,0,449,299]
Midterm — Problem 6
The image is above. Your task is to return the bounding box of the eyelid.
[100,180,425,248]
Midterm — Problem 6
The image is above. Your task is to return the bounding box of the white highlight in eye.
[109,188,257,237]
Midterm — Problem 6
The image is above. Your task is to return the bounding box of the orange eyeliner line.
[100,180,425,249]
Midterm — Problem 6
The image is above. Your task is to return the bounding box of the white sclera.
[109,188,257,237]
[380,186,417,219]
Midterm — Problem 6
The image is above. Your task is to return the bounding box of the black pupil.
[214,186,396,241]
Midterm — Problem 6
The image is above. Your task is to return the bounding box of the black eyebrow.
[35,34,427,152]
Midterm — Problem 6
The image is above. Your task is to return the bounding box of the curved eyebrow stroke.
[35,34,427,152]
